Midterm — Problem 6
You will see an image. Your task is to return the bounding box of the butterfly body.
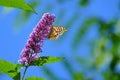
[48,26,67,40]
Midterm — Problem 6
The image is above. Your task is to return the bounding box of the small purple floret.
[18,13,55,65]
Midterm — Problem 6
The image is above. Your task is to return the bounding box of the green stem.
[22,66,28,80]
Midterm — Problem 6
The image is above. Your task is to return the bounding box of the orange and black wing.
[48,26,67,40]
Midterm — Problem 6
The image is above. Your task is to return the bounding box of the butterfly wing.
[48,26,59,40]
[58,26,67,35]
[48,26,67,40]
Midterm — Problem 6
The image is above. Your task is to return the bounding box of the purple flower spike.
[18,13,55,65]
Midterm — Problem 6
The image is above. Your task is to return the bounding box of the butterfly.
[48,26,67,40]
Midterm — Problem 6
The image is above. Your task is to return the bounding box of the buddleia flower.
[18,13,55,65]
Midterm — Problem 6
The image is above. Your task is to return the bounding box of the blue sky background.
[0,0,119,80]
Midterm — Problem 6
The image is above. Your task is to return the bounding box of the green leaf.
[0,0,36,13]
[25,76,46,80]
[16,64,24,69]
[30,56,64,66]
[72,17,99,49]
[0,59,20,80]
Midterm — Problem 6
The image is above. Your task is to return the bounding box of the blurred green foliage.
[14,0,39,30]
[25,76,45,80]
[42,66,59,80]
[72,17,99,49]
[79,0,90,6]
